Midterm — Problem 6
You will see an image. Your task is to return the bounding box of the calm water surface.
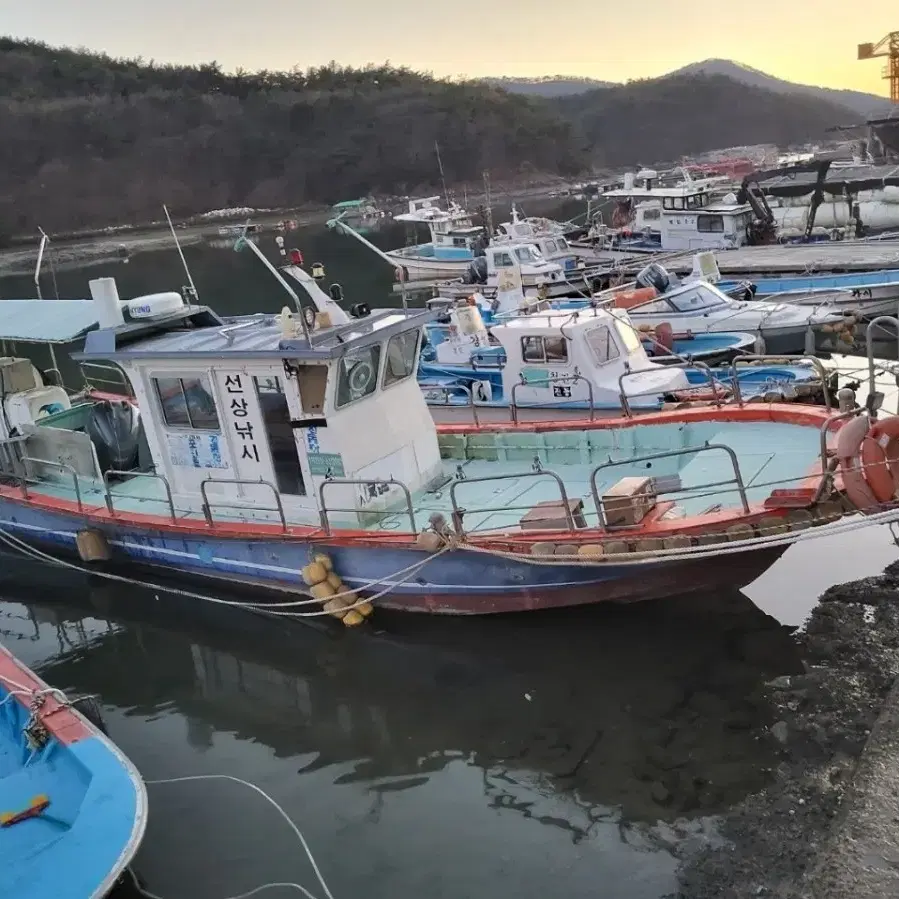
[1,217,899,896]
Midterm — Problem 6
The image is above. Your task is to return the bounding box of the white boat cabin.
[429,301,689,406]
[393,197,486,259]
[604,175,754,251]
[479,242,566,290]
[2,279,443,531]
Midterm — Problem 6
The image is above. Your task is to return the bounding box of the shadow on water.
[0,552,806,899]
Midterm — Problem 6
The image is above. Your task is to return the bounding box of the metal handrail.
[866,316,899,406]
[730,354,832,411]
[420,383,480,425]
[42,367,64,388]
[618,361,725,418]
[449,469,576,534]
[218,316,267,346]
[200,478,287,531]
[509,373,596,423]
[103,470,176,522]
[590,443,750,528]
[23,456,84,511]
[318,478,416,535]
[0,435,28,478]
[80,361,133,396]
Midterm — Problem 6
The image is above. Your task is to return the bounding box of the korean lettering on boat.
[220,373,267,476]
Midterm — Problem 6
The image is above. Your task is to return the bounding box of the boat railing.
[318,478,417,536]
[729,355,832,410]
[0,435,28,479]
[103,470,177,522]
[510,374,596,423]
[867,316,899,404]
[200,478,287,532]
[22,457,84,511]
[590,444,751,528]
[80,361,133,397]
[618,361,725,418]
[815,408,861,503]
[449,470,576,534]
[419,383,481,425]
[42,367,64,388]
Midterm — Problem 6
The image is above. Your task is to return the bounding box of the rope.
[0,525,450,616]
[128,775,336,899]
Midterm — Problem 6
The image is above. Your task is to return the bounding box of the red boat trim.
[0,403,844,553]
[0,644,92,745]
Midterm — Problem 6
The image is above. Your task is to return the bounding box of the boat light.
[289,249,304,266]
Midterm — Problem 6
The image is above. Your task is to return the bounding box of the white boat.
[610,257,854,355]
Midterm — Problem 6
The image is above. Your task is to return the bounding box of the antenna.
[483,170,494,234]
[163,204,199,303]
[435,141,451,208]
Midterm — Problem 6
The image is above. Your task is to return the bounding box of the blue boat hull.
[0,640,146,898]
[0,497,783,614]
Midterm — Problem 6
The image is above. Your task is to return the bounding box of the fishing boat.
[0,642,147,898]
[418,302,830,424]
[0,245,885,617]
[607,258,855,355]
[717,268,899,319]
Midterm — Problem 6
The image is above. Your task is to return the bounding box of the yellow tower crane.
[858,32,899,103]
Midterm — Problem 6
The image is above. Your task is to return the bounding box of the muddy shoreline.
[678,559,899,898]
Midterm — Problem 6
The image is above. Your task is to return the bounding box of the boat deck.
[21,420,824,535]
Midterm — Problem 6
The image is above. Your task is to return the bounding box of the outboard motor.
[87,400,141,473]
[635,263,672,294]
[467,257,489,285]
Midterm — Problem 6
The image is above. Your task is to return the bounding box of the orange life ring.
[860,417,899,502]
[836,415,883,510]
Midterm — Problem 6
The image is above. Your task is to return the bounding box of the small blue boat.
[0,641,147,898]
[717,269,899,318]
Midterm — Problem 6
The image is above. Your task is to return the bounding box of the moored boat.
[0,642,147,898]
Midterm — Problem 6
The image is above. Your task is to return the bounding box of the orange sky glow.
[5,1,897,97]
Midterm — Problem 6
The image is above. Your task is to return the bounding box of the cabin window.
[662,198,673,210]
[335,345,382,408]
[633,298,672,314]
[543,239,558,253]
[154,375,220,430]
[556,237,570,251]
[520,335,568,365]
[697,214,724,233]
[585,326,621,366]
[514,246,542,264]
[685,194,702,210]
[494,252,514,267]
[254,376,306,496]
[383,330,421,387]
[642,207,661,221]
[452,237,468,248]
[673,197,685,210]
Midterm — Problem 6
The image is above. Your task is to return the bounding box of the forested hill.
[558,75,858,167]
[0,38,585,235]
[0,38,862,236]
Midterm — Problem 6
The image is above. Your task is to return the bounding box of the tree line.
[0,38,858,238]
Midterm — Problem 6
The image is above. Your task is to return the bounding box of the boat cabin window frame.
[334,344,383,409]
[493,251,514,268]
[668,285,728,313]
[584,325,622,366]
[382,329,422,389]
[520,335,569,365]
[696,214,725,233]
[153,373,221,432]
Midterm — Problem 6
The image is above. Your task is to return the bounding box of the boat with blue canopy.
[0,641,146,898]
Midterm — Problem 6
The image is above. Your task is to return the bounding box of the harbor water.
[2,220,899,896]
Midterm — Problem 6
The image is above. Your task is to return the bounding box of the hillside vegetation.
[559,75,858,167]
[0,38,865,235]
[0,38,584,235]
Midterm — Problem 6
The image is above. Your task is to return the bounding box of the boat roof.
[758,163,899,197]
[493,308,620,332]
[0,299,101,344]
[75,306,436,362]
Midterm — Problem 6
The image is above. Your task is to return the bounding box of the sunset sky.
[5,1,897,95]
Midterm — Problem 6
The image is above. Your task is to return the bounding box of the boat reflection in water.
[0,554,805,898]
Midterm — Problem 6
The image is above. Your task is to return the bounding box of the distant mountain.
[669,59,894,119]
[558,74,860,167]
[479,76,614,97]
[486,59,894,119]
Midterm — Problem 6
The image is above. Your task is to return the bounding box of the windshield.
[514,246,543,264]
[669,285,728,313]
[612,316,643,354]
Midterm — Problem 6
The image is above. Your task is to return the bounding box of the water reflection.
[0,552,805,899]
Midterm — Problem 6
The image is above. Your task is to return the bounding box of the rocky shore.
[678,559,899,898]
